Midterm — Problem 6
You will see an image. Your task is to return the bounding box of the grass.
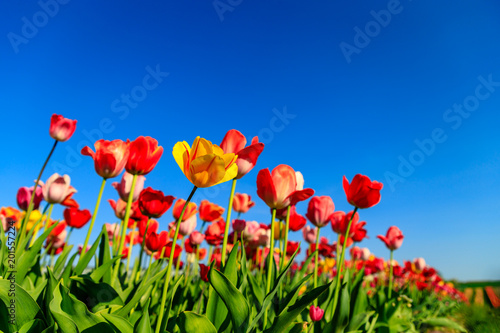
[455,304,500,333]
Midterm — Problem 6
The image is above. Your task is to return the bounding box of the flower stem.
[19,140,58,247]
[155,185,197,333]
[314,226,321,305]
[388,250,394,299]
[125,220,138,281]
[135,217,151,283]
[66,227,74,246]
[330,207,358,318]
[80,178,107,260]
[221,178,237,265]
[144,253,154,282]
[30,203,53,247]
[112,174,138,283]
[280,206,291,269]
[263,208,277,329]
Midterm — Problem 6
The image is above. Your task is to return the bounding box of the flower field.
[0,114,471,333]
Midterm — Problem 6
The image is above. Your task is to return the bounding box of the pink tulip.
[377,226,404,251]
[112,171,146,202]
[309,305,324,321]
[175,214,197,236]
[49,114,77,142]
[42,173,76,204]
[361,247,371,261]
[189,231,205,245]
[414,257,426,271]
[306,196,335,228]
[17,185,43,211]
[302,225,317,244]
[242,221,261,241]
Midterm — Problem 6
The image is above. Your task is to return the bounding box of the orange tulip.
[199,200,224,222]
[220,129,264,179]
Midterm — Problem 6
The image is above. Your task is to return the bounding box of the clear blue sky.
[1,1,499,281]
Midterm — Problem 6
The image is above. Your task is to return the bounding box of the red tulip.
[63,207,91,229]
[205,220,225,246]
[351,221,368,242]
[138,187,175,218]
[17,185,43,211]
[286,241,300,256]
[172,199,197,222]
[81,139,129,179]
[286,206,307,232]
[112,172,146,202]
[49,114,77,142]
[199,200,224,222]
[343,174,383,209]
[220,129,265,179]
[232,193,255,214]
[125,136,163,175]
[199,263,210,282]
[145,231,168,252]
[138,218,159,237]
[189,231,205,245]
[309,305,324,321]
[377,226,404,250]
[330,211,359,235]
[108,198,127,220]
[306,196,335,228]
[257,164,314,209]
[232,219,246,233]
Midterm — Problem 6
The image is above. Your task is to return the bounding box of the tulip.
[138,218,158,237]
[330,211,359,235]
[220,129,265,179]
[232,219,246,233]
[286,241,300,256]
[199,264,210,282]
[105,223,120,242]
[138,187,175,218]
[78,244,91,255]
[273,221,286,240]
[256,164,314,210]
[309,305,324,322]
[189,231,205,246]
[306,196,335,228]
[126,136,163,175]
[112,172,145,202]
[199,200,224,222]
[302,226,317,244]
[286,206,307,232]
[232,193,255,214]
[414,257,426,272]
[81,139,129,179]
[49,114,77,142]
[172,136,238,188]
[242,221,260,241]
[17,185,43,211]
[146,231,168,252]
[377,226,404,251]
[361,247,371,261]
[350,246,362,261]
[20,210,45,234]
[108,198,128,220]
[343,174,383,209]
[63,207,91,229]
[172,199,198,222]
[174,214,197,237]
[351,221,368,242]
[1,207,21,232]
[205,221,225,246]
[41,173,76,204]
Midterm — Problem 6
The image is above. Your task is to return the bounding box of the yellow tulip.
[273,221,286,240]
[173,137,238,188]
[19,210,46,233]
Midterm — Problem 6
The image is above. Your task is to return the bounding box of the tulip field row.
[0,114,469,332]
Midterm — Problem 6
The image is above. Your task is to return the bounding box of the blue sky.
[1,1,499,281]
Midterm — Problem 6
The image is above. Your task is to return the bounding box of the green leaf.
[100,312,134,333]
[177,311,217,333]
[277,274,311,315]
[18,319,46,333]
[69,275,123,312]
[290,249,316,287]
[158,274,184,332]
[98,225,113,284]
[0,278,45,332]
[209,266,250,332]
[90,256,121,283]
[348,311,375,332]
[60,252,78,284]
[421,318,466,332]
[53,244,74,277]
[73,227,106,276]
[134,299,152,333]
[265,283,330,333]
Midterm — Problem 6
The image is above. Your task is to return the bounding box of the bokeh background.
[1,0,499,281]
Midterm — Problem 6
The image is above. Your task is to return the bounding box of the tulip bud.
[414,257,426,271]
[49,114,77,142]
[309,305,324,321]
[189,231,205,245]
[233,219,246,233]
[112,172,146,202]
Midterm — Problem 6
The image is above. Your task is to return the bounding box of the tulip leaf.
[177,311,217,333]
[134,299,152,333]
[69,275,123,312]
[290,249,316,287]
[223,241,239,285]
[90,256,121,283]
[16,223,57,284]
[158,274,184,333]
[206,264,227,329]
[43,268,59,327]
[264,283,330,333]
[277,274,311,315]
[18,319,46,333]
[209,266,250,332]
[53,244,74,278]
[420,318,466,332]
[324,279,350,333]
[0,278,46,333]
[98,225,113,283]
[73,227,106,276]
[100,312,134,333]
[348,311,376,332]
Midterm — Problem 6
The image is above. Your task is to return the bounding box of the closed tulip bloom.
[173,137,238,188]
[146,231,168,252]
[257,165,314,210]
[49,114,77,142]
[17,185,43,211]
[309,305,324,322]
[81,139,129,179]
[126,136,163,175]
[105,223,120,242]
[172,214,197,237]
[108,198,128,220]
[295,172,304,191]
[306,196,335,228]
[42,173,76,204]
[199,200,224,222]
[286,241,300,256]
[302,226,317,244]
[220,129,265,179]
[242,221,260,241]
[232,219,246,233]
[138,218,158,237]
[199,264,210,282]
[377,226,404,250]
[284,206,307,232]
[414,257,426,271]
[112,172,146,202]
[138,187,175,218]
[47,221,67,248]
[330,211,359,235]
[63,207,91,229]
[361,247,371,261]
[205,220,225,246]
[233,193,255,214]
[20,210,46,233]
[172,199,197,222]
[351,221,368,242]
[189,231,205,245]
[343,174,383,209]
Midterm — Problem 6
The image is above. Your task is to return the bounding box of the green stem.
[196,283,207,314]
[144,253,154,281]
[388,250,394,299]
[330,207,358,318]
[263,208,277,329]
[155,185,197,333]
[135,217,151,283]
[80,178,107,259]
[125,221,138,281]
[221,178,237,265]
[30,203,53,247]
[66,227,74,246]
[314,226,321,305]
[281,206,291,269]
[19,140,58,248]
[200,220,207,233]
[112,174,138,283]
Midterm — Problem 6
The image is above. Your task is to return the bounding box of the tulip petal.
[191,137,213,161]
[256,168,278,208]
[220,129,247,154]
[216,162,238,185]
[235,143,264,179]
[271,164,297,208]
[189,154,226,188]
[172,141,191,175]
